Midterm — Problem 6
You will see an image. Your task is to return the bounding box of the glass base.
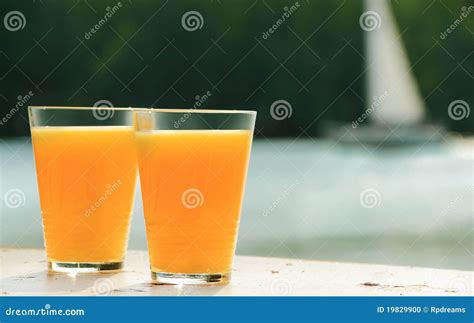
[48,261,123,273]
[151,271,230,285]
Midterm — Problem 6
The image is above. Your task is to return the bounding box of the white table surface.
[1,249,472,296]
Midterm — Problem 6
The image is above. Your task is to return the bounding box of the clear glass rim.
[28,106,256,115]
[28,106,140,111]
[137,108,256,115]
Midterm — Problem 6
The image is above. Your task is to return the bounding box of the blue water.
[1,137,472,270]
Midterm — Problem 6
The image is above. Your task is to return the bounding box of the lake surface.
[1,137,472,270]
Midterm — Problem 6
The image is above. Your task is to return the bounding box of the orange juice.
[31,126,137,264]
[136,130,253,275]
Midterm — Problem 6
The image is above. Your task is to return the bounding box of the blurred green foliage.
[0,0,472,136]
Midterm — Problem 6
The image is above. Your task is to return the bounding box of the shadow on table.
[0,271,118,295]
[113,282,229,296]
[0,271,229,296]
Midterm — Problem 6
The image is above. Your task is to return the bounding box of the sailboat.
[326,0,445,145]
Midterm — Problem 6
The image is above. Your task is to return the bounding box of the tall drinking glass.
[135,109,256,284]
[29,106,138,273]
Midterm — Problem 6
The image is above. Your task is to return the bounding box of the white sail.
[364,0,426,125]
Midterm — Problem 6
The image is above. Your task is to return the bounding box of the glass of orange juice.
[135,109,256,284]
[29,106,138,273]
